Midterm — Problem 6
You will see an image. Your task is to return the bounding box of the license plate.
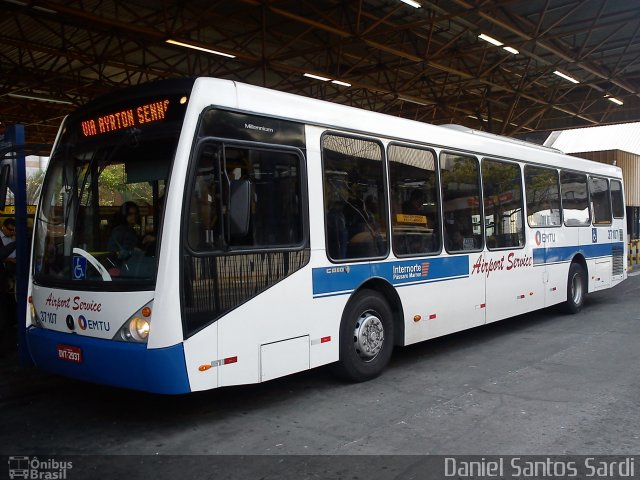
[56,344,82,363]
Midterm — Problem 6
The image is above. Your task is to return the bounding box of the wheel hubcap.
[353,311,384,361]
[571,273,583,305]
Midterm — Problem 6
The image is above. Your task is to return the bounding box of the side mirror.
[229,179,251,238]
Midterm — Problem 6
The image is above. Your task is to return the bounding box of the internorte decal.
[391,262,430,281]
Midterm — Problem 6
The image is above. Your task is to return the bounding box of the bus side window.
[187,144,223,250]
[524,165,561,227]
[388,144,440,256]
[589,176,612,225]
[561,171,591,226]
[321,134,388,261]
[187,143,304,251]
[440,152,482,253]
[611,180,625,219]
[224,147,303,248]
[482,159,525,249]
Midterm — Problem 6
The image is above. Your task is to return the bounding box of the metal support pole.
[5,125,33,366]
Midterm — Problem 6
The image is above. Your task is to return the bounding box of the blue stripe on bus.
[26,327,191,394]
[313,242,623,298]
[312,255,469,298]
[533,242,624,265]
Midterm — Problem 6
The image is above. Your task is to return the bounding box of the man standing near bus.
[0,218,17,339]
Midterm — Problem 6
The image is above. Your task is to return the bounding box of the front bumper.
[26,326,191,394]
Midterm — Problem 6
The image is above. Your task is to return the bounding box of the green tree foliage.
[98,164,153,206]
[26,169,46,204]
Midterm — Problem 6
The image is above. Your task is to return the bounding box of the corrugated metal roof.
[544,122,640,156]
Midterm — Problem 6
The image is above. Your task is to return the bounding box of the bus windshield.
[33,90,190,287]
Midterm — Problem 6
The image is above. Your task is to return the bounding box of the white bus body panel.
[203,257,337,388]
[398,259,485,345]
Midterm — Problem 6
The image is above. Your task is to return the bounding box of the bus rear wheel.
[332,289,394,382]
[563,262,586,314]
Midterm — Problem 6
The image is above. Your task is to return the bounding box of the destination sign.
[80,99,171,137]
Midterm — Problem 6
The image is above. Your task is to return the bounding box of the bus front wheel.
[332,289,394,382]
[563,262,586,314]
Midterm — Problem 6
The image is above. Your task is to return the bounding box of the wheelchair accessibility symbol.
[72,256,87,280]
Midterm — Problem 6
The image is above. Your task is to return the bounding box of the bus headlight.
[128,317,150,341]
[115,301,153,343]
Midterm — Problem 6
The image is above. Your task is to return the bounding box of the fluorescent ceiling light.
[608,97,623,106]
[165,39,235,58]
[553,70,580,84]
[331,79,351,87]
[398,95,429,106]
[503,46,519,55]
[478,33,503,47]
[33,5,56,13]
[400,0,421,7]
[304,73,331,82]
[3,0,56,13]
[8,93,72,105]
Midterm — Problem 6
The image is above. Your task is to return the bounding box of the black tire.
[563,262,586,314]
[331,289,394,382]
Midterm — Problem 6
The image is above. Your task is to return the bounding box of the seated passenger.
[402,190,426,217]
[445,224,465,251]
[108,202,142,259]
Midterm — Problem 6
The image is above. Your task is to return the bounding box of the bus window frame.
[610,179,625,219]
[182,136,310,258]
[387,141,443,258]
[588,175,613,226]
[560,169,592,228]
[481,157,526,252]
[320,130,390,264]
[523,164,563,229]
[439,150,485,255]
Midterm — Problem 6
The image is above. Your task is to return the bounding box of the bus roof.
[193,77,623,178]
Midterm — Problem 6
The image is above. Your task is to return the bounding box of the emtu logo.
[535,231,556,246]
[77,315,87,330]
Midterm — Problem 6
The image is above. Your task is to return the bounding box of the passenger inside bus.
[108,202,155,259]
[108,202,139,258]
[402,190,428,218]
[445,223,465,251]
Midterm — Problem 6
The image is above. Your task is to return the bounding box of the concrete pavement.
[1,275,639,457]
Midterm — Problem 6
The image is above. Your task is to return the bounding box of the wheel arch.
[571,252,589,284]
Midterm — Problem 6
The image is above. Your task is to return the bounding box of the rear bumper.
[26,327,191,394]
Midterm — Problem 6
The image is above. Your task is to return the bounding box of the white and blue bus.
[27,77,627,393]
